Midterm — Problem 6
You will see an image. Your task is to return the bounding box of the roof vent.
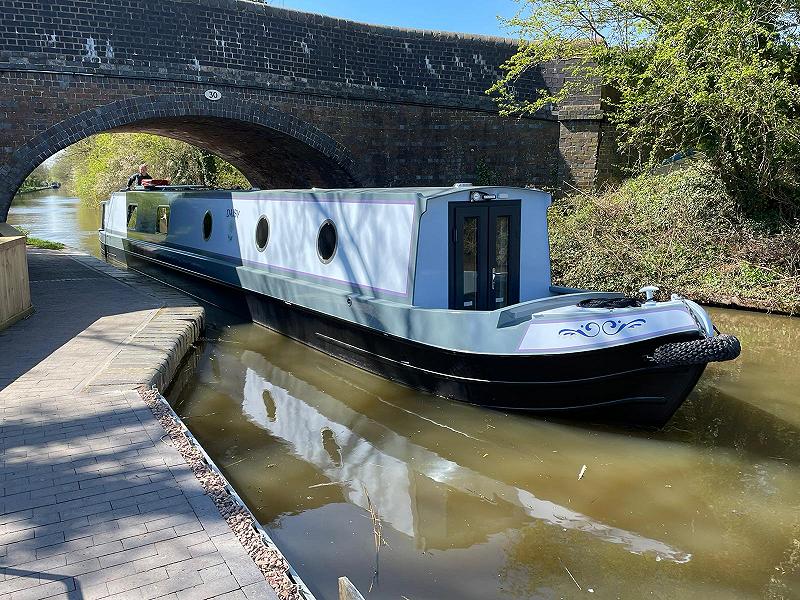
[453,182,474,188]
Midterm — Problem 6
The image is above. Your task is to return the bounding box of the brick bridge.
[0,0,611,221]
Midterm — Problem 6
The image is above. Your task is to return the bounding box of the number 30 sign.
[204,89,222,101]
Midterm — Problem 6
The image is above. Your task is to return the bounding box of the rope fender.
[650,334,741,367]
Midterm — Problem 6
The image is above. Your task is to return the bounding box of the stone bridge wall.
[0,0,608,219]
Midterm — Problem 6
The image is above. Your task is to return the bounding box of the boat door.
[449,201,521,310]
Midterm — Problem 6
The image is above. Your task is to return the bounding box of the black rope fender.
[650,334,741,367]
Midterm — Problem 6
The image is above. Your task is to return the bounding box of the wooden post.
[338,577,365,600]
[0,234,33,332]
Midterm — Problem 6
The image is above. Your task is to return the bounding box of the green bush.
[18,163,52,192]
[490,0,800,212]
[549,162,800,313]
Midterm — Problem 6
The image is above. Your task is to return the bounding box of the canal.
[9,191,800,599]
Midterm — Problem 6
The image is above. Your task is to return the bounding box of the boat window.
[493,215,510,308]
[462,217,478,309]
[157,206,170,234]
[126,204,138,230]
[202,211,212,241]
[317,219,337,263]
[99,201,106,231]
[255,215,270,251]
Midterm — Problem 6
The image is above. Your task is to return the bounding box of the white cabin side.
[106,185,552,311]
[109,189,421,300]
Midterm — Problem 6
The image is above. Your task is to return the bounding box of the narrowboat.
[99,183,740,427]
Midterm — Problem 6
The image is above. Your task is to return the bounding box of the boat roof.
[306,185,546,199]
[124,184,546,200]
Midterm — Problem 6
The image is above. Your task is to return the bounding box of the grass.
[549,162,800,314]
[26,237,66,250]
[14,227,66,250]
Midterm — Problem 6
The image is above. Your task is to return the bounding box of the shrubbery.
[491,0,800,212]
[18,164,52,192]
[549,162,800,313]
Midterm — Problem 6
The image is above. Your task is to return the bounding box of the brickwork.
[596,119,626,187]
[0,0,555,107]
[0,0,609,220]
[557,119,602,192]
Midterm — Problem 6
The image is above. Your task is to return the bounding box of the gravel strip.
[139,387,303,600]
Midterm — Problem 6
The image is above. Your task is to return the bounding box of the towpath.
[0,249,278,600]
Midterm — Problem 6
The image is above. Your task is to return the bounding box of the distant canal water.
[8,190,100,256]
[10,190,800,599]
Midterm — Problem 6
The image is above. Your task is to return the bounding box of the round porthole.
[317,219,337,264]
[255,215,270,252]
[202,211,212,241]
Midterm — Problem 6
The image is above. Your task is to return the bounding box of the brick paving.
[0,249,279,600]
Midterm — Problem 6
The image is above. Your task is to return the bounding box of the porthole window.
[317,219,337,264]
[255,215,270,252]
[202,211,213,241]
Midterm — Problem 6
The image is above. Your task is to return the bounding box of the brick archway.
[0,94,359,221]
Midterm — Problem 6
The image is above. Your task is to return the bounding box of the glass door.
[488,204,520,309]
[450,205,488,310]
[449,201,520,310]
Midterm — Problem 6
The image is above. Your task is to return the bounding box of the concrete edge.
[139,387,314,600]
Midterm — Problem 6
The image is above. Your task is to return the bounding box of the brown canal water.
[9,192,800,599]
[166,306,800,600]
[8,190,101,256]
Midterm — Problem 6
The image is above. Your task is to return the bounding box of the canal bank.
[0,247,286,599]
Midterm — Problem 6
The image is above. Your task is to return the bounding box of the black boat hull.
[245,288,706,428]
[106,242,706,427]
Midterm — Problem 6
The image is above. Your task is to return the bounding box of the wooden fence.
[0,234,33,332]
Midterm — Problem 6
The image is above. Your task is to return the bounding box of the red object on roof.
[142,179,171,187]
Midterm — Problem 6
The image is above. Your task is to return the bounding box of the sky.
[264,0,523,37]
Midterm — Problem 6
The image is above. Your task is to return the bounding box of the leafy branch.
[489,0,800,212]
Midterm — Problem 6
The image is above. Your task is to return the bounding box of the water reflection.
[240,350,689,561]
[169,308,800,599]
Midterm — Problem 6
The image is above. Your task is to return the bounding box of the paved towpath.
[0,249,278,600]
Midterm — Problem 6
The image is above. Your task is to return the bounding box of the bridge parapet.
[1,0,569,109]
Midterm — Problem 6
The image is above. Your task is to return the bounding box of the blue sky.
[265,1,523,37]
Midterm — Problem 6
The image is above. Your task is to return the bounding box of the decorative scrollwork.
[559,322,600,337]
[559,318,646,338]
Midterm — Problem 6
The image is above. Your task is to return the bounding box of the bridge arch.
[0,94,359,220]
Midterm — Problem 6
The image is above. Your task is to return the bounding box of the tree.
[19,163,52,191]
[489,0,800,212]
[50,133,251,206]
